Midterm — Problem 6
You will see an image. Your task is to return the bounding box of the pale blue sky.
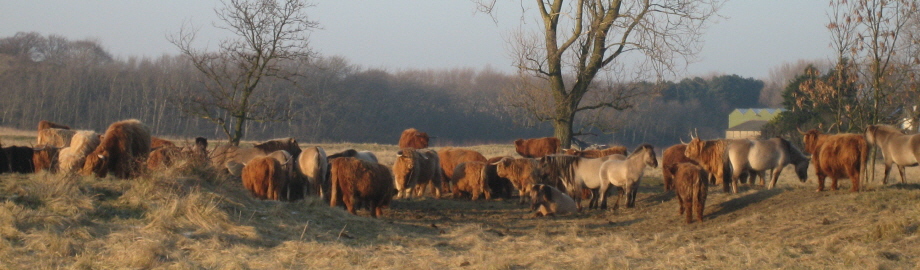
[1,0,831,79]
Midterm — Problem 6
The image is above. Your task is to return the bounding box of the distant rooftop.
[726,120,770,131]
[735,108,787,115]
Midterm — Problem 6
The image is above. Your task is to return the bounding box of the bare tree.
[169,0,318,145]
[478,0,722,147]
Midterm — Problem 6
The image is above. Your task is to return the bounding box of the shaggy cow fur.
[151,137,176,149]
[514,137,561,158]
[37,128,76,148]
[32,145,60,173]
[802,129,868,192]
[242,156,288,200]
[0,144,35,173]
[37,120,70,131]
[451,161,491,200]
[684,138,731,192]
[146,137,208,171]
[661,144,699,192]
[668,163,708,223]
[398,128,430,149]
[393,148,442,199]
[494,157,542,203]
[81,119,151,179]
[211,138,301,176]
[58,131,100,174]
[329,157,395,218]
[530,184,578,217]
[485,156,515,199]
[437,147,487,192]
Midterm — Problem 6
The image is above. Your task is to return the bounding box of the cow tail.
[479,163,491,200]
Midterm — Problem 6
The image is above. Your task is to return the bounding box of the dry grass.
[0,130,919,268]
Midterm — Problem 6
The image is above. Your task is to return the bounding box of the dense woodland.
[0,32,769,147]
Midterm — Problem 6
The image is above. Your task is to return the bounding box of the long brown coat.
[329,157,395,218]
[81,119,151,179]
[802,129,868,192]
[669,163,707,223]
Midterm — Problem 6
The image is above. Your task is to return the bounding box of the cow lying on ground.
[530,184,577,217]
[147,137,210,170]
[329,157,395,218]
[514,137,560,158]
[398,128,430,149]
[81,119,151,179]
[668,163,708,223]
[451,161,491,200]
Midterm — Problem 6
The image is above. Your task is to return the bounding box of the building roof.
[735,108,787,115]
[726,120,770,131]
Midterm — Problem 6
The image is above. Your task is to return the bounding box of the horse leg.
[897,165,907,184]
[882,163,892,185]
[767,168,779,189]
[613,187,623,211]
[628,185,639,208]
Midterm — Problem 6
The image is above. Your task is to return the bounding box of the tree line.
[0,32,769,147]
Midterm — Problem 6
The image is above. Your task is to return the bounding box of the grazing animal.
[801,129,868,192]
[0,144,35,173]
[493,157,542,203]
[865,124,920,184]
[437,147,487,192]
[295,146,329,198]
[661,144,699,192]
[211,138,301,176]
[398,128,430,149]
[530,184,578,217]
[241,156,287,200]
[537,154,582,202]
[327,149,378,163]
[667,163,708,223]
[58,131,101,174]
[514,137,561,158]
[32,145,60,173]
[598,144,658,209]
[146,137,209,170]
[727,137,810,189]
[81,119,151,179]
[150,137,176,149]
[684,138,732,193]
[393,148,442,199]
[329,157,395,218]
[451,161,491,200]
[569,154,626,210]
[37,128,77,148]
[563,146,628,158]
[484,156,515,199]
[37,120,70,131]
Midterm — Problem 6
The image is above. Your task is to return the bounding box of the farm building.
[725,108,785,139]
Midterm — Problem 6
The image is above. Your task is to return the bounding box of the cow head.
[81,150,110,178]
[392,149,419,198]
[683,138,703,160]
[800,129,823,154]
[491,157,514,179]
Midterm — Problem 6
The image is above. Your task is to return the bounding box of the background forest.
[0,32,775,147]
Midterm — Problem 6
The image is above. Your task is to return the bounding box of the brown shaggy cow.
[514,137,561,158]
[393,148,442,199]
[398,128,430,149]
[668,163,708,223]
[151,137,176,149]
[563,146,628,158]
[37,128,77,148]
[437,147,487,192]
[802,129,868,192]
[32,145,60,173]
[146,138,208,170]
[58,131,101,174]
[530,184,578,217]
[242,156,288,200]
[329,157,395,218]
[661,144,700,192]
[37,120,70,131]
[493,157,542,203]
[81,119,151,179]
[485,156,515,199]
[451,161,491,200]
[684,138,732,193]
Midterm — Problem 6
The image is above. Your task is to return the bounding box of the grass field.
[1,130,919,269]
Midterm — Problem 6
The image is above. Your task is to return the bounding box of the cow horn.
[797,127,806,135]
[679,137,687,145]
[97,154,104,159]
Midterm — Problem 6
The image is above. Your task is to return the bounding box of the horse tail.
[858,136,869,189]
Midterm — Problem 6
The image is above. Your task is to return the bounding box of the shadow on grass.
[706,188,785,220]
[889,183,920,190]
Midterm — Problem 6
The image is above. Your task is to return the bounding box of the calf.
[668,163,708,223]
[452,161,491,200]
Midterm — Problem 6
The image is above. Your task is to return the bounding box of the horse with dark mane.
[211,138,300,175]
[726,137,810,189]
[865,124,920,184]
[598,144,658,209]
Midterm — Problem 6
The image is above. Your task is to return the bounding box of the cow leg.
[684,200,693,224]
[676,193,685,215]
[830,177,839,191]
[816,174,826,192]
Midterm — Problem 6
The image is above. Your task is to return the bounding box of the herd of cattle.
[0,120,912,223]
